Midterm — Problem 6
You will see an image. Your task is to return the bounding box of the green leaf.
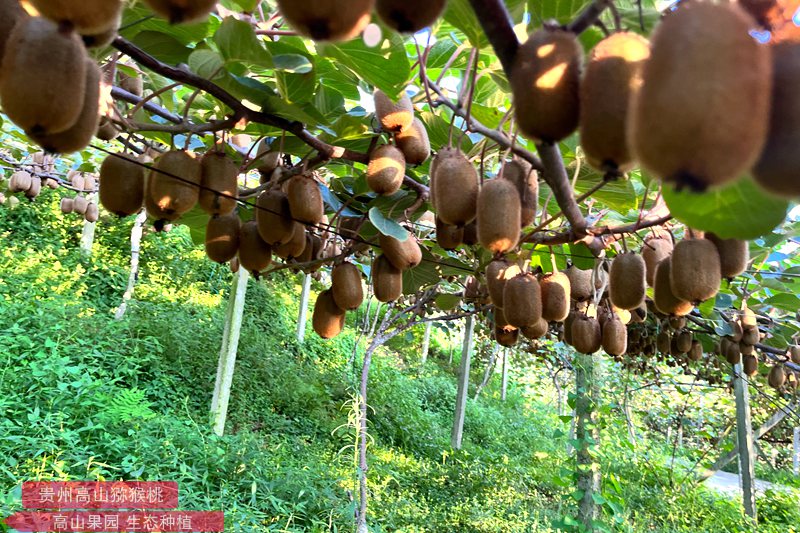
[320,34,411,97]
[368,207,408,241]
[131,31,192,64]
[214,17,272,67]
[444,0,487,48]
[188,49,225,80]
[662,177,789,239]
[529,0,593,26]
[272,54,313,74]
[435,294,462,311]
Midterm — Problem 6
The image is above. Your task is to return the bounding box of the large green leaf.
[369,207,408,241]
[131,31,192,64]
[320,35,411,98]
[528,0,593,25]
[662,177,789,240]
[443,0,488,48]
[214,17,272,68]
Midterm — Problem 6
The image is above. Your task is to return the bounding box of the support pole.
[794,427,800,477]
[575,353,600,531]
[210,268,250,436]
[451,315,475,450]
[115,211,147,320]
[296,274,312,343]
[501,349,509,401]
[733,364,757,522]
[420,321,432,366]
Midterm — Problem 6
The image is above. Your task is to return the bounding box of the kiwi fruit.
[563,265,593,302]
[486,259,521,308]
[725,340,742,366]
[119,71,144,97]
[99,153,146,217]
[742,325,760,346]
[653,257,693,316]
[630,303,647,323]
[540,272,571,322]
[789,345,800,365]
[435,217,463,250]
[395,117,431,165]
[563,311,576,346]
[375,0,446,33]
[274,223,307,260]
[741,343,755,357]
[511,28,582,143]
[82,24,118,48]
[96,118,120,141]
[313,289,346,339]
[331,262,363,310]
[477,179,521,254]
[740,305,758,328]
[687,340,703,362]
[142,0,217,24]
[373,253,403,302]
[287,174,324,224]
[742,355,758,377]
[676,330,693,353]
[72,195,89,215]
[496,326,520,347]
[768,364,786,389]
[705,233,748,279]
[572,315,602,355]
[642,237,673,287]
[580,32,650,173]
[9,171,32,192]
[503,273,542,328]
[602,316,627,357]
[521,317,549,340]
[146,150,201,221]
[494,306,516,333]
[462,221,478,245]
[670,239,721,303]
[60,197,73,213]
[753,42,800,196]
[629,2,770,190]
[431,148,479,226]
[668,316,687,331]
[205,212,241,264]
[32,59,101,154]
[30,0,122,33]
[379,231,422,270]
[0,17,88,136]
[0,0,27,78]
[84,202,99,223]
[238,220,272,275]
[199,152,238,216]
[656,331,671,354]
[25,177,41,199]
[255,190,294,245]
[502,159,538,227]
[367,145,406,195]
[374,89,414,132]
[609,252,646,310]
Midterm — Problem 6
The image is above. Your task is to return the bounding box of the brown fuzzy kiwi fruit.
[374,89,414,132]
[375,0,446,33]
[789,345,800,365]
[32,59,101,154]
[331,262,363,311]
[725,340,742,366]
[521,317,549,340]
[0,17,88,136]
[572,315,602,354]
[255,190,294,245]
[430,147,479,226]
[740,306,757,328]
[9,170,32,192]
[462,221,478,245]
[199,152,238,216]
[287,174,324,224]
[435,217,463,250]
[629,2,770,190]
[742,325,760,346]
[119,71,144,97]
[84,202,98,223]
[96,118,120,141]
[142,0,217,24]
[238,220,272,275]
[72,195,89,215]
[486,260,521,308]
[373,253,403,302]
[676,330,693,353]
[563,311,576,346]
[24,177,41,199]
[205,212,241,264]
[494,306,517,333]
[477,179,521,254]
[563,265,593,302]
[274,223,307,260]
[602,316,627,357]
[502,159,538,227]
[540,272,571,322]
[60,197,73,213]
[0,0,27,79]
[580,32,650,172]
[730,319,744,343]
[653,257,693,316]
[82,24,119,48]
[670,239,721,303]
[511,28,582,143]
[145,150,201,221]
[768,364,786,389]
[705,233,748,279]
[741,343,755,357]
[630,303,647,323]
[668,316,687,330]
[503,273,542,328]
[99,153,146,217]
[496,326,520,347]
[656,331,671,354]
[30,0,122,33]
[609,252,646,310]
[312,289,346,339]
[753,41,800,197]
[395,117,430,165]
[742,355,758,377]
[367,145,406,195]
[688,340,703,362]
[379,231,422,270]
[642,237,673,287]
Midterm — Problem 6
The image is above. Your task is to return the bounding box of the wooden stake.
[733,363,757,521]
[452,315,475,449]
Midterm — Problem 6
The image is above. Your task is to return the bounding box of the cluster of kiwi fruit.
[511,1,800,197]
[276,0,448,42]
[59,171,99,222]
[0,150,60,206]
